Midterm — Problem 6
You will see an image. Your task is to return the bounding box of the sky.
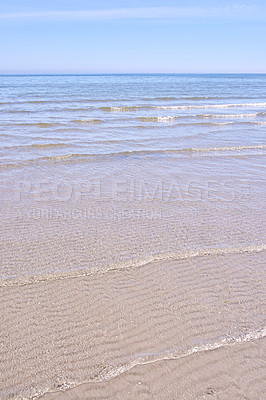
[1,0,266,74]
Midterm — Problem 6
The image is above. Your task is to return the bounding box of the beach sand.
[1,250,265,399]
[1,186,265,400]
[43,340,265,400]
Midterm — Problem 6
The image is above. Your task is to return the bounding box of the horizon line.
[1,72,266,76]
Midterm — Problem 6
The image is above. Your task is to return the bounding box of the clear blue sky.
[1,0,266,73]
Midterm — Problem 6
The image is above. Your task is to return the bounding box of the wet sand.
[1,250,265,399]
[43,340,266,400]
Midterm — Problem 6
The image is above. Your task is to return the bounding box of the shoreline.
[1,251,265,399]
[42,338,266,400]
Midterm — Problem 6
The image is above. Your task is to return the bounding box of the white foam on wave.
[71,119,103,124]
[2,244,266,288]
[139,116,176,122]
[199,113,259,118]
[254,121,266,126]
[24,326,266,398]
[89,327,266,382]
[99,103,266,113]
[100,106,140,112]
[157,102,266,110]
[1,144,266,170]
[125,328,263,373]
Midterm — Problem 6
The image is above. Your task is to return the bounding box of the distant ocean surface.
[0,74,266,282]
[1,74,266,168]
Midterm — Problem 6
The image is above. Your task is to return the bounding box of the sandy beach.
[43,340,265,399]
[1,250,265,399]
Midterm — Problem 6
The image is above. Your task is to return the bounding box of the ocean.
[1,73,265,281]
[0,74,265,399]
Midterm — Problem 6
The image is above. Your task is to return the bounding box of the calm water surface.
[0,74,265,281]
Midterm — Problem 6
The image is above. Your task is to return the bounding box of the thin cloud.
[0,5,262,21]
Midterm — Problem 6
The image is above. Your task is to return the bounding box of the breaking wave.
[1,145,266,170]
[157,102,266,110]
[71,119,103,124]
[100,106,141,112]
[98,103,266,113]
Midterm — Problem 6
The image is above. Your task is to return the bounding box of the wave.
[138,117,234,126]
[1,118,265,131]
[157,102,266,110]
[253,121,266,126]
[139,116,177,122]
[19,144,266,159]
[137,117,266,127]
[180,122,235,126]
[1,244,265,287]
[100,106,141,112]
[181,96,223,100]
[140,96,266,102]
[2,143,68,151]
[31,143,68,149]
[180,96,233,100]
[181,96,266,100]
[0,133,17,138]
[62,108,91,112]
[141,97,179,101]
[94,327,266,382]
[5,110,32,114]
[198,113,259,119]
[99,103,266,113]
[8,325,266,399]
[0,134,67,141]
[135,125,156,129]
[2,107,94,114]
[71,119,103,124]
[1,144,266,169]
[11,122,62,128]
[63,98,132,103]
[0,98,134,107]
[175,121,266,127]
[22,100,51,104]
[138,113,266,123]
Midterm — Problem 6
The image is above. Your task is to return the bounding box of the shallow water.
[1,74,266,169]
[0,74,265,399]
[1,74,265,281]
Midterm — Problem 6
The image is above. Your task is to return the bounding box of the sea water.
[0,74,265,282]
